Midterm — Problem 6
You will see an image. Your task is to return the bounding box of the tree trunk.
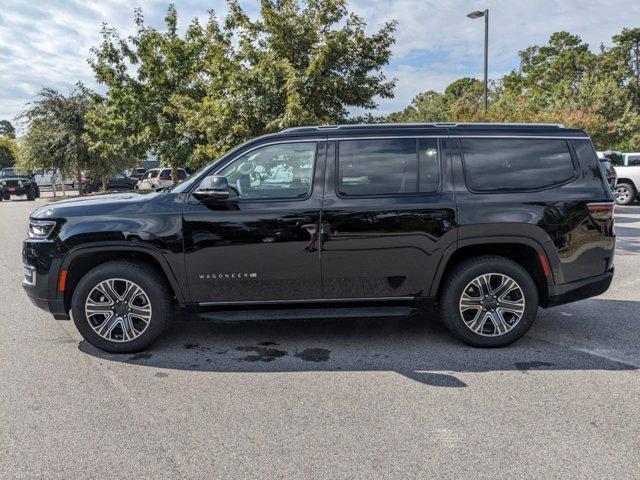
[102,176,108,193]
[61,179,66,196]
[77,168,83,196]
[172,164,178,185]
[52,182,57,198]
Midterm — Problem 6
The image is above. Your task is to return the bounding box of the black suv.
[1,168,40,201]
[22,123,615,352]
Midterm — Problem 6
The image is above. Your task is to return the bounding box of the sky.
[1,0,640,126]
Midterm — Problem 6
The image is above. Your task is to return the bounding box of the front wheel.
[614,182,636,205]
[71,261,173,353]
[440,255,539,347]
[26,189,35,201]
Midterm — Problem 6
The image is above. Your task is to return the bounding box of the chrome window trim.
[328,135,587,141]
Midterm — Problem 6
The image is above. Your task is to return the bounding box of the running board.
[198,306,416,322]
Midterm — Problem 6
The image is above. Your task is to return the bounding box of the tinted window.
[461,138,575,191]
[337,138,439,196]
[219,142,316,200]
[419,139,440,192]
[628,155,640,166]
[177,169,188,180]
[149,170,159,178]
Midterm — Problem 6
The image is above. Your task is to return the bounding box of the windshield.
[1,168,17,178]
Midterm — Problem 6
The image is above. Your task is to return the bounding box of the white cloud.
[1,0,640,123]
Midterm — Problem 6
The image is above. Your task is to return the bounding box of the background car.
[81,172,139,193]
[32,168,76,189]
[127,167,147,179]
[0,168,40,201]
[136,167,188,190]
[600,151,640,205]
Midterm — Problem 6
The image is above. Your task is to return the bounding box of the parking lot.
[1,197,639,479]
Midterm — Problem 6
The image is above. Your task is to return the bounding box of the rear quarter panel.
[451,137,615,285]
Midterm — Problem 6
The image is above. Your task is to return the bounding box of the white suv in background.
[611,152,640,205]
[136,167,188,190]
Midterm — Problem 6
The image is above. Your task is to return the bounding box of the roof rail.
[281,122,564,133]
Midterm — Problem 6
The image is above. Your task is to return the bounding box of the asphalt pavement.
[1,196,639,479]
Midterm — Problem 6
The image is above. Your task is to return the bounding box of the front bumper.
[3,187,29,196]
[546,267,614,308]
[22,239,70,320]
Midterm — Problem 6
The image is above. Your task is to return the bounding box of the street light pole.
[467,9,489,113]
[483,9,488,113]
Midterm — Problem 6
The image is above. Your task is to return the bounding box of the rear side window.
[337,138,440,196]
[149,170,159,178]
[177,169,188,180]
[461,138,575,191]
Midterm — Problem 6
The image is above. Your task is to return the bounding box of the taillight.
[587,202,615,221]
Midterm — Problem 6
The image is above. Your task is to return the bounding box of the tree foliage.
[390,30,640,151]
[88,1,397,171]
[0,120,16,139]
[0,136,18,169]
[17,85,97,191]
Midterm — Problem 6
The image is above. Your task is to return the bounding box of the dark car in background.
[1,168,40,201]
[81,172,139,193]
[22,123,615,353]
[128,167,148,179]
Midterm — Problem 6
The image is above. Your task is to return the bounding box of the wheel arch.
[430,236,556,307]
[616,178,637,190]
[60,243,186,313]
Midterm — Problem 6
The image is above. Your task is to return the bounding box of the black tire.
[440,255,539,347]
[614,182,636,205]
[26,189,35,201]
[71,260,173,353]
[2,194,9,201]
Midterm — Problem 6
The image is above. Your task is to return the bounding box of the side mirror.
[193,175,231,201]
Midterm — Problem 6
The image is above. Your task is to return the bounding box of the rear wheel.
[26,189,35,201]
[71,261,173,353]
[614,182,636,205]
[440,255,539,347]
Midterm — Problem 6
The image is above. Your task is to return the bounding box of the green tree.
[89,5,231,178]
[0,136,18,168]
[611,28,640,109]
[89,1,397,171]
[18,85,97,194]
[0,120,16,139]
[519,31,596,102]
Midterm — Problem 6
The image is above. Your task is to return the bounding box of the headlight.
[28,220,57,239]
[1,180,5,186]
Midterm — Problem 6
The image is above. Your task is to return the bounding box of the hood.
[30,191,166,219]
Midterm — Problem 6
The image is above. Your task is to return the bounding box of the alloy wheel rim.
[85,278,152,342]
[459,273,525,337]
[615,186,630,203]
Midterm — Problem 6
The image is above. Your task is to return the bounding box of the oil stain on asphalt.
[235,344,331,363]
[294,348,330,362]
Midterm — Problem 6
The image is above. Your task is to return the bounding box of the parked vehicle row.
[81,168,189,193]
[22,123,615,354]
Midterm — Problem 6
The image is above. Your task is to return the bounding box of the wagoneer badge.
[199,273,258,280]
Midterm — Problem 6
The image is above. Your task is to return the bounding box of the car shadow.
[79,298,639,387]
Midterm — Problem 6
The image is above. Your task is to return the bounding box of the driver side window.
[220,142,317,200]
